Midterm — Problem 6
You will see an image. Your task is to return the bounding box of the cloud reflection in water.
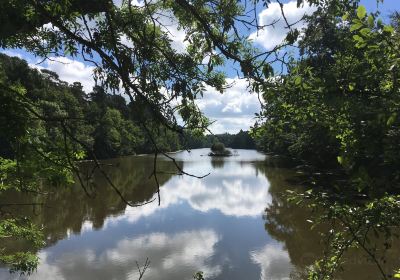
[106,162,271,226]
[250,243,293,280]
[2,230,220,280]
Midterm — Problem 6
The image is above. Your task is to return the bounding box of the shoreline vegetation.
[252,5,400,279]
[1,1,400,279]
[208,142,232,157]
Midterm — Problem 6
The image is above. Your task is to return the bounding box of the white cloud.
[113,0,145,7]
[209,117,256,135]
[30,62,257,134]
[151,11,188,53]
[250,243,294,280]
[3,2,260,134]
[113,1,187,53]
[249,1,316,50]
[0,50,22,58]
[104,230,221,279]
[42,23,60,31]
[196,78,261,133]
[5,230,221,280]
[103,152,270,226]
[31,57,96,93]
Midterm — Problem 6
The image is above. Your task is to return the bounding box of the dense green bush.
[211,142,225,152]
[253,5,400,193]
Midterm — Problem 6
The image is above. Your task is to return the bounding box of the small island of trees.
[208,142,232,157]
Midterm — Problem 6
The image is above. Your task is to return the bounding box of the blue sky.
[362,0,399,16]
[2,0,399,133]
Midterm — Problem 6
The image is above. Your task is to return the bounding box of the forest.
[0,0,400,279]
[0,53,254,160]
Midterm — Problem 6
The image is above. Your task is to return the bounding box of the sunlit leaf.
[350,22,363,32]
[357,5,366,19]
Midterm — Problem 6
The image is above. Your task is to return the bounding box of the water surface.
[0,149,398,279]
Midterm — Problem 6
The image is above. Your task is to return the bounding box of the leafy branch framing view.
[1,0,400,279]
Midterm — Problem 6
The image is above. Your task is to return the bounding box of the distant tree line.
[0,53,186,160]
[0,54,255,163]
[183,130,256,150]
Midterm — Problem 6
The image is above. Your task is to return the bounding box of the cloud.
[4,230,221,280]
[113,0,187,53]
[31,62,258,133]
[250,243,293,280]
[28,4,187,95]
[208,117,256,135]
[103,154,270,226]
[3,2,259,133]
[159,13,188,53]
[1,50,96,93]
[249,1,316,50]
[0,50,22,59]
[113,0,145,7]
[104,230,221,279]
[197,78,261,133]
[30,57,96,93]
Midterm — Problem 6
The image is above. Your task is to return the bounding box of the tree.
[2,0,381,276]
[253,3,400,279]
[210,141,231,156]
[0,0,264,273]
[254,3,400,191]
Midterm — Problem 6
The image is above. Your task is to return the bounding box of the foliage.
[0,0,261,273]
[0,0,250,136]
[2,0,398,278]
[0,218,44,274]
[193,271,205,280]
[285,189,400,280]
[183,130,256,150]
[253,4,400,192]
[209,141,232,156]
[0,53,182,273]
[254,2,400,279]
[211,142,226,153]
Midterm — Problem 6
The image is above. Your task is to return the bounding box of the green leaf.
[286,29,300,45]
[367,15,374,27]
[359,28,371,36]
[383,25,394,34]
[357,5,367,19]
[356,42,367,48]
[342,13,349,21]
[74,150,86,160]
[294,76,302,86]
[387,113,397,126]
[350,23,363,32]
[262,64,274,78]
[337,156,344,165]
[353,35,364,42]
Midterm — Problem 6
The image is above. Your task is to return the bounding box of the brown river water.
[0,149,398,280]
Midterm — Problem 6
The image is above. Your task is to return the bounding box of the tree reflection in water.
[258,163,400,280]
[1,151,399,280]
[0,155,179,256]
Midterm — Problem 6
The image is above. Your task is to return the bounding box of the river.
[0,149,398,280]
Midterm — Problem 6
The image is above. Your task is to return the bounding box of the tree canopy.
[253,3,400,279]
[1,0,400,278]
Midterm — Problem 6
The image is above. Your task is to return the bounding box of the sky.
[1,0,399,134]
